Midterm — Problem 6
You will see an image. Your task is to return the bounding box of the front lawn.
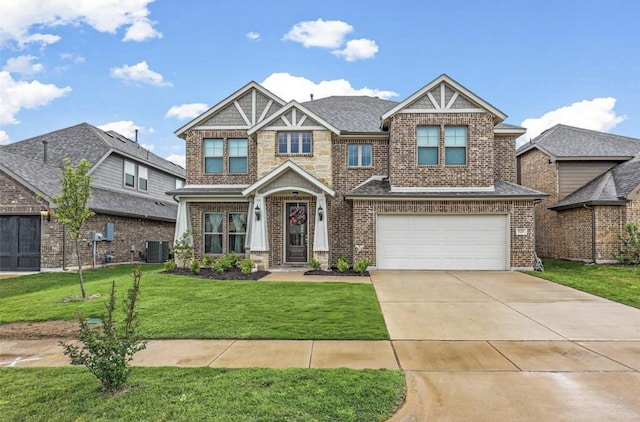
[0,367,405,421]
[0,265,388,340]
[525,259,640,309]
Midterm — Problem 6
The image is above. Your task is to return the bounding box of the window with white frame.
[228,213,247,254]
[444,126,467,165]
[228,139,248,174]
[175,178,185,189]
[278,132,312,155]
[204,213,223,254]
[347,144,372,167]
[138,166,148,191]
[204,139,223,173]
[124,160,136,188]
[417,126,439,165]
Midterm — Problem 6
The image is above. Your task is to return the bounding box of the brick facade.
[494,135,517,182]
[352,199,537,269]
[388,113,496,188]
[0,170,48,215]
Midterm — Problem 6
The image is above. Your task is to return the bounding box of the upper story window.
[124,160,136,187]
[444,126,467,165]
[278,132,312,155]
[228,139,248,174]
[204,139,223,173]
[417,126,439,165]
[175,178,185,189]
[138,166,148,191]
[348,144,372,167]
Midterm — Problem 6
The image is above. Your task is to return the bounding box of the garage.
[376,214,508,270]
[0,216,41,271]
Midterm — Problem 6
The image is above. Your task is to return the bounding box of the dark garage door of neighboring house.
[0,216,41,271]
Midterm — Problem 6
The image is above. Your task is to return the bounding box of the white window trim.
[228,138,248,174]
[204,138,224,174]
[444,126,468,166]
[138,165,148,192]
[347,144,373,168]
[417,126,440,166]
[278,132,312,155]
[124,160,136,189]
[203,212,224,255]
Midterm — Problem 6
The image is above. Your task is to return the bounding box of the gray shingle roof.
[301,96,398,133]
[1,123,185,177]
[166,186,246,196]
[516,124,640,158]
[551,156,640,210]
[0,150,62,198]
[348,178,547,198]
[90,187,178,221]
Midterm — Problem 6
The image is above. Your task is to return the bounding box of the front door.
[286,202,307,263]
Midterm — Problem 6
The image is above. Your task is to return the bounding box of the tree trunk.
[74,237,87,299]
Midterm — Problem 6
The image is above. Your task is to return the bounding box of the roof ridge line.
[591,171,613,201]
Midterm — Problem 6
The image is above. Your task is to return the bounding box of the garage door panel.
[377,214,508,270]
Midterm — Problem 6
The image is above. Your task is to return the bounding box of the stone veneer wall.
[256,130,333,185]
[388,112,495,188]
[352,199,536,269]
[188,202,250,259]
[184,129,256,185]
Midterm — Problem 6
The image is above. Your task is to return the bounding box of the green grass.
[0,367,406,421]
[525,259,640,309]
[0,265,388,340]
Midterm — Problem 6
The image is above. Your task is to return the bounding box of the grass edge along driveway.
[525,259,640,309]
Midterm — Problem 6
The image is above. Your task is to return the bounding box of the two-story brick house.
[0,123,185,271]
[170,74,546,271]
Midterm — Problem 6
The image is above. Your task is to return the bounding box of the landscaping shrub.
[163,259,175,272]
[354,258,370,274]
[337,255,349,273]
[238,258,254,275]
[309,257,321,271]
[60,268,146,393]
[202,255,214,269]
[614,221,640,265]
[212,258,226,275]
[189,259,201,275]
[172,230,199,269]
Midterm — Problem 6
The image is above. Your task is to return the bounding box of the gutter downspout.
[584,204,596,263]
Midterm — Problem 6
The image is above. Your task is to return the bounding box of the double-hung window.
[347,144,372,167]
[228,213,247,254]
[204,139,223,173]
[417,126,439,165]
[138,166,148,191]
[278,132,312,154]
[124,160,136,188]
[204,212,223,254]
[228,139,248,174]
[444,126,467,165]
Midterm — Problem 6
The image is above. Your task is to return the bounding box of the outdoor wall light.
[318,205,324,221]
[254,204,261,221]
[40,207,52,222]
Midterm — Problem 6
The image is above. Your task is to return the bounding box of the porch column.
[313,194,329,251]
[173,199,191,245]
[249,194,269,251]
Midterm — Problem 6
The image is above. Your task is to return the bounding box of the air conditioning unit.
[145,241,169,263]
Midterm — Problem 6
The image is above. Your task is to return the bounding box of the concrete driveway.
[372,271,640,421]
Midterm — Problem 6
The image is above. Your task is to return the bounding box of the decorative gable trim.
[174,81,286,138]
[381,74,507,125]
[242,160,336,197]
[247,101,340,136]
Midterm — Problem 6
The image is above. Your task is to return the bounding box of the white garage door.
[376,214,508,270]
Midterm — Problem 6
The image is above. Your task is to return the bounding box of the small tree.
[61,268,146,393]
[172,230,199,269]
[614,221,640,265]
[51,158,94,299]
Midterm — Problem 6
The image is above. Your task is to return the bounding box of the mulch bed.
[167,267,270,280]
[304,268,370,277]
[0,320,79,339]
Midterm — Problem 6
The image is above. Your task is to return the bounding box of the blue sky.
[1,0,638,167]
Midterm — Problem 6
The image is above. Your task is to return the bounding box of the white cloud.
[332,39,378,62]
[3,55,44,75]
[165,103,208,120]
[98,120,144,139]
[518,97,626,146]
[0,130,10,145]
[0,71,71,124]
[110,61,172,87]
[246,31,260,41]
[165,154,185,168]
[283,19,353,48]
[59,53,86,64]
[261,72,398,102]
[0,0,161,47]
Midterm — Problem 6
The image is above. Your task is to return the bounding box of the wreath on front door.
[289,207,307,225]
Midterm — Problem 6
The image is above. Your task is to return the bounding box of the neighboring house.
[0,123,185,271]
[169,74,546,271]
[516,124,640,262]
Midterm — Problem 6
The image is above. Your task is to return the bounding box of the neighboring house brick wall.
[41,214,174,269]
[494,135,517,182]
[351,199,536,269]
[388,112,495,188]
[256,130,333,186]
[594,206,626,261]
[184,130,256,185]
[553,208,593,260]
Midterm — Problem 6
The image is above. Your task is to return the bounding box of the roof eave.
[345,193,548,201]
[549,200,627,211]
